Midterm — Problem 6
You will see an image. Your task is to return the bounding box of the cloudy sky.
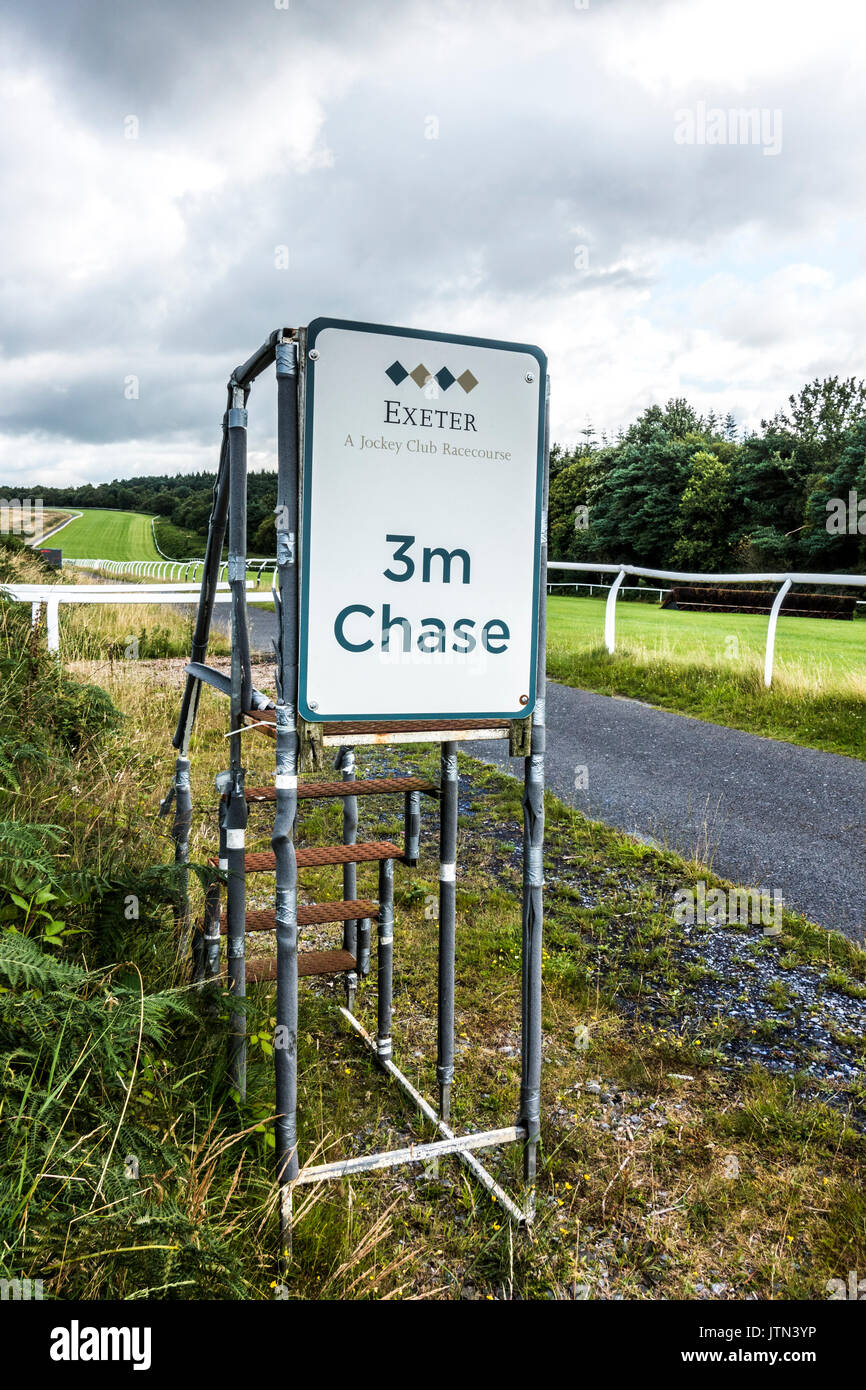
[1,0,865,484]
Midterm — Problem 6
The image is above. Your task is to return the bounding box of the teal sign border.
[298,316,547,723]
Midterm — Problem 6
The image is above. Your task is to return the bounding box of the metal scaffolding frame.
[165,326,549,1259]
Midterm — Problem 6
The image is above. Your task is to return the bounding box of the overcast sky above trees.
[1,0,865,484]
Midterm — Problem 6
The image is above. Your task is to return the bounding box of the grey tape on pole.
[439,863,456,882]
[523,1086,542,1121]
[275,341,297,377]
[443,753,457,780]
[335,746,355,774]
[227,554,246,582]
[228,407,248,429]
[527,845,544,886]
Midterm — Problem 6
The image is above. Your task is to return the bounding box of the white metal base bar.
[336,1007,528,1225]
[321,728,508,747]
[297,1125,523,1184]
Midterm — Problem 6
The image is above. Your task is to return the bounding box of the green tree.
[672,449,737,570]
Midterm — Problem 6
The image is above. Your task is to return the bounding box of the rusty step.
[240,775,437,803]
[242,710,509,740]
[236,899,378,933]
[210,841,403,872]
[244,949,356,983]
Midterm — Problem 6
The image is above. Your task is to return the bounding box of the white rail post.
[46,596,60,653]
[764,578,792,688]
[604,568,627,653]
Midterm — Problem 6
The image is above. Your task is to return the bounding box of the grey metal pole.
[273,335,301,1265]
[226,388,249,1098]
[337,746,358,1012]
[174,331,288,755]
[194,816,217,986]
[174,404,232,754]
[404,789,421,867]
[357,917,372,978]
[519,377,550,1219]
[199,793,226,988]
[437,741,458,1122]
[171,754,192,967]
[376,857,394,1066]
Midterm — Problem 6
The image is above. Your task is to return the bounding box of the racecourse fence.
[5,556,866,684]
[547,561,866,686]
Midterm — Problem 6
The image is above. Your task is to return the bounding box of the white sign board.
[298,317,546,722]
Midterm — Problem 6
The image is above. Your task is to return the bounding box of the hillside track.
[54,508,161,561]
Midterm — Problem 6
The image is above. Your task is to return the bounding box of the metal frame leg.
[519,378,549,1220]
[376,858,394,1066]
[171,754,193,966]
[338,746,358,1011]
[403,789,421,866]
[226,388,250,1099]
[274,335,301,1266]
[197,874,220,986]
[358,917,372,978]
[437,742,457,1123]
[225,773,247,1097]
[199,801,226,991]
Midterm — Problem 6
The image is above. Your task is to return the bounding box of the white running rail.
[14,558,864,683]
[548,561,866,686]
[0,581,273,652]
[66,556,279,584]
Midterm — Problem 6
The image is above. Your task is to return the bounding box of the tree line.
[7,376,866,571]
[0,472,281,556]
[550,376,866,575]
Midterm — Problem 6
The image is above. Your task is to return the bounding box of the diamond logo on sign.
[385,360,409,386]
[301,316,546,722]
[385,361,478,392]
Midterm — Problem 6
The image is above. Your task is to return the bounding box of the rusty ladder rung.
[235,900,378,932]
[210,841,403,872]
[242,949,357,983]
[239,776,437,803]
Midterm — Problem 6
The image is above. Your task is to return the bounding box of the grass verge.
[2,541,862,1301]
[8,650,856,1301]
[548,596,866,759]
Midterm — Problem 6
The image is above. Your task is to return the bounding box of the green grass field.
[548,595,866,759]
[548,594,866,677]
[52,510,866,756]
[56,508,161,561]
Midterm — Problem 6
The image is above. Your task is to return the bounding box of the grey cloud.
[0,0,864,472]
